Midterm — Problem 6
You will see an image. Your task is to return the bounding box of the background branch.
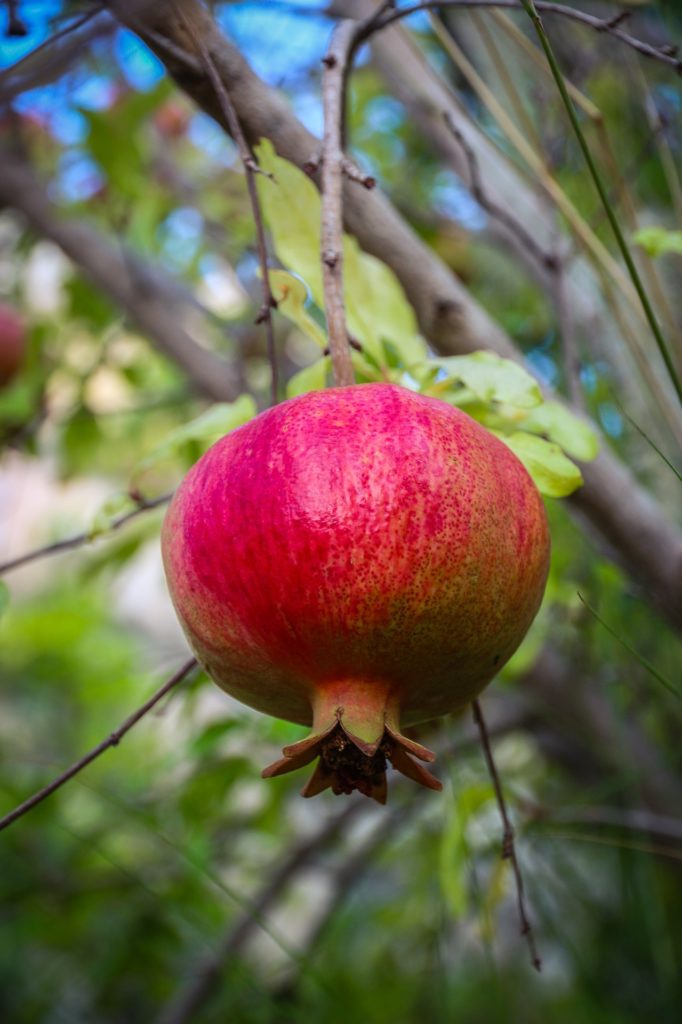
[0,145,240,403]
[0,492,172,577]
[173,1,279,403]
[0,658,197,834]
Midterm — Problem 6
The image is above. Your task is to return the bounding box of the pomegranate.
[162,384,550,802]
[153,100,191,140]
[0,303,26,389]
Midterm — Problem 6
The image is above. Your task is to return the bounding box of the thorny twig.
[0,658,198,834]
[173,3,279,404]
[0,492,172,576]
[303,152,376,190]
[472,697,542,971]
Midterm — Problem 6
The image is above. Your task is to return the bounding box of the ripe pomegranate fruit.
[162,384,550,802]
[0,303,26,389]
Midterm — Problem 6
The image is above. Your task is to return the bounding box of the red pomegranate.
[0,303,26,389]
[162,384,550,802]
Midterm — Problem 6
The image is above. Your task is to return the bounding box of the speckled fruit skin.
[0,303,25,388]
[162,383,550,800]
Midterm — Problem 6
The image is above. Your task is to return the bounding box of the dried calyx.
[262,707,441,804]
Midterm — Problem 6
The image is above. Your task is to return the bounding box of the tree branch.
[0,492,172,577]
[350,1,682,75]
[0,145,240,403]
[321,20,357,387]
[0,7,108,102]
[0,658,198,834]
[472,698,541,971]
[172,1,279,403]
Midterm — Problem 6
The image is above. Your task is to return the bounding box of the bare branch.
[172,2,279,404]
[472,698,541,971]
[0,7,107,101]
[442,110,558,272]
[0,492,172,577]
[0,658,198,834]
[350,1,682,76]
[321,21,357,388]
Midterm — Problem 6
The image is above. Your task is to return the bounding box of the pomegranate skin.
[0,303,26,388]
[162,383,550,798]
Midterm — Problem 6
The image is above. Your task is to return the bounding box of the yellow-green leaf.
[255,138,324,304]
[518,401,599,462]
[286,357,330,398]
[88,493,137,540]
[131,395,256,484]
[499,431,583,497]
[633,226,682,258]
[268,269,327,349]
[431,352,543,409]
[439,783,493,919]
[255,139,425,367]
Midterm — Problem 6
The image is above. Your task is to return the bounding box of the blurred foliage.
[0,2,681,1024]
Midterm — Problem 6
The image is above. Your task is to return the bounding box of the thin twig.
[576,593,681,700]
[0,492,172,576]
[0,7,109,102]
[303,152,375,189]
[173,3,279,404]
[518,0,682,407]
[472,697,541,971]
[443,111,558,272]
[615,400,682,484]
[321,20,358,387]
[350,1,682,76]
[0,658,198,834]
[552,250,584,409]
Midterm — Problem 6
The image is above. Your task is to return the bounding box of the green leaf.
[268,270,327,348]
[632,226,682,258]
[286,357,330,398]
[131,395,256,483]
[255,139,425,367]
[0,580,9,620]
[518,401,599,462]
[439,783,493,918]
[351,251,425,364]
[498,431,583,497]
[255,139,324,304]
[88,493,138,541]
[430,352,543,409]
